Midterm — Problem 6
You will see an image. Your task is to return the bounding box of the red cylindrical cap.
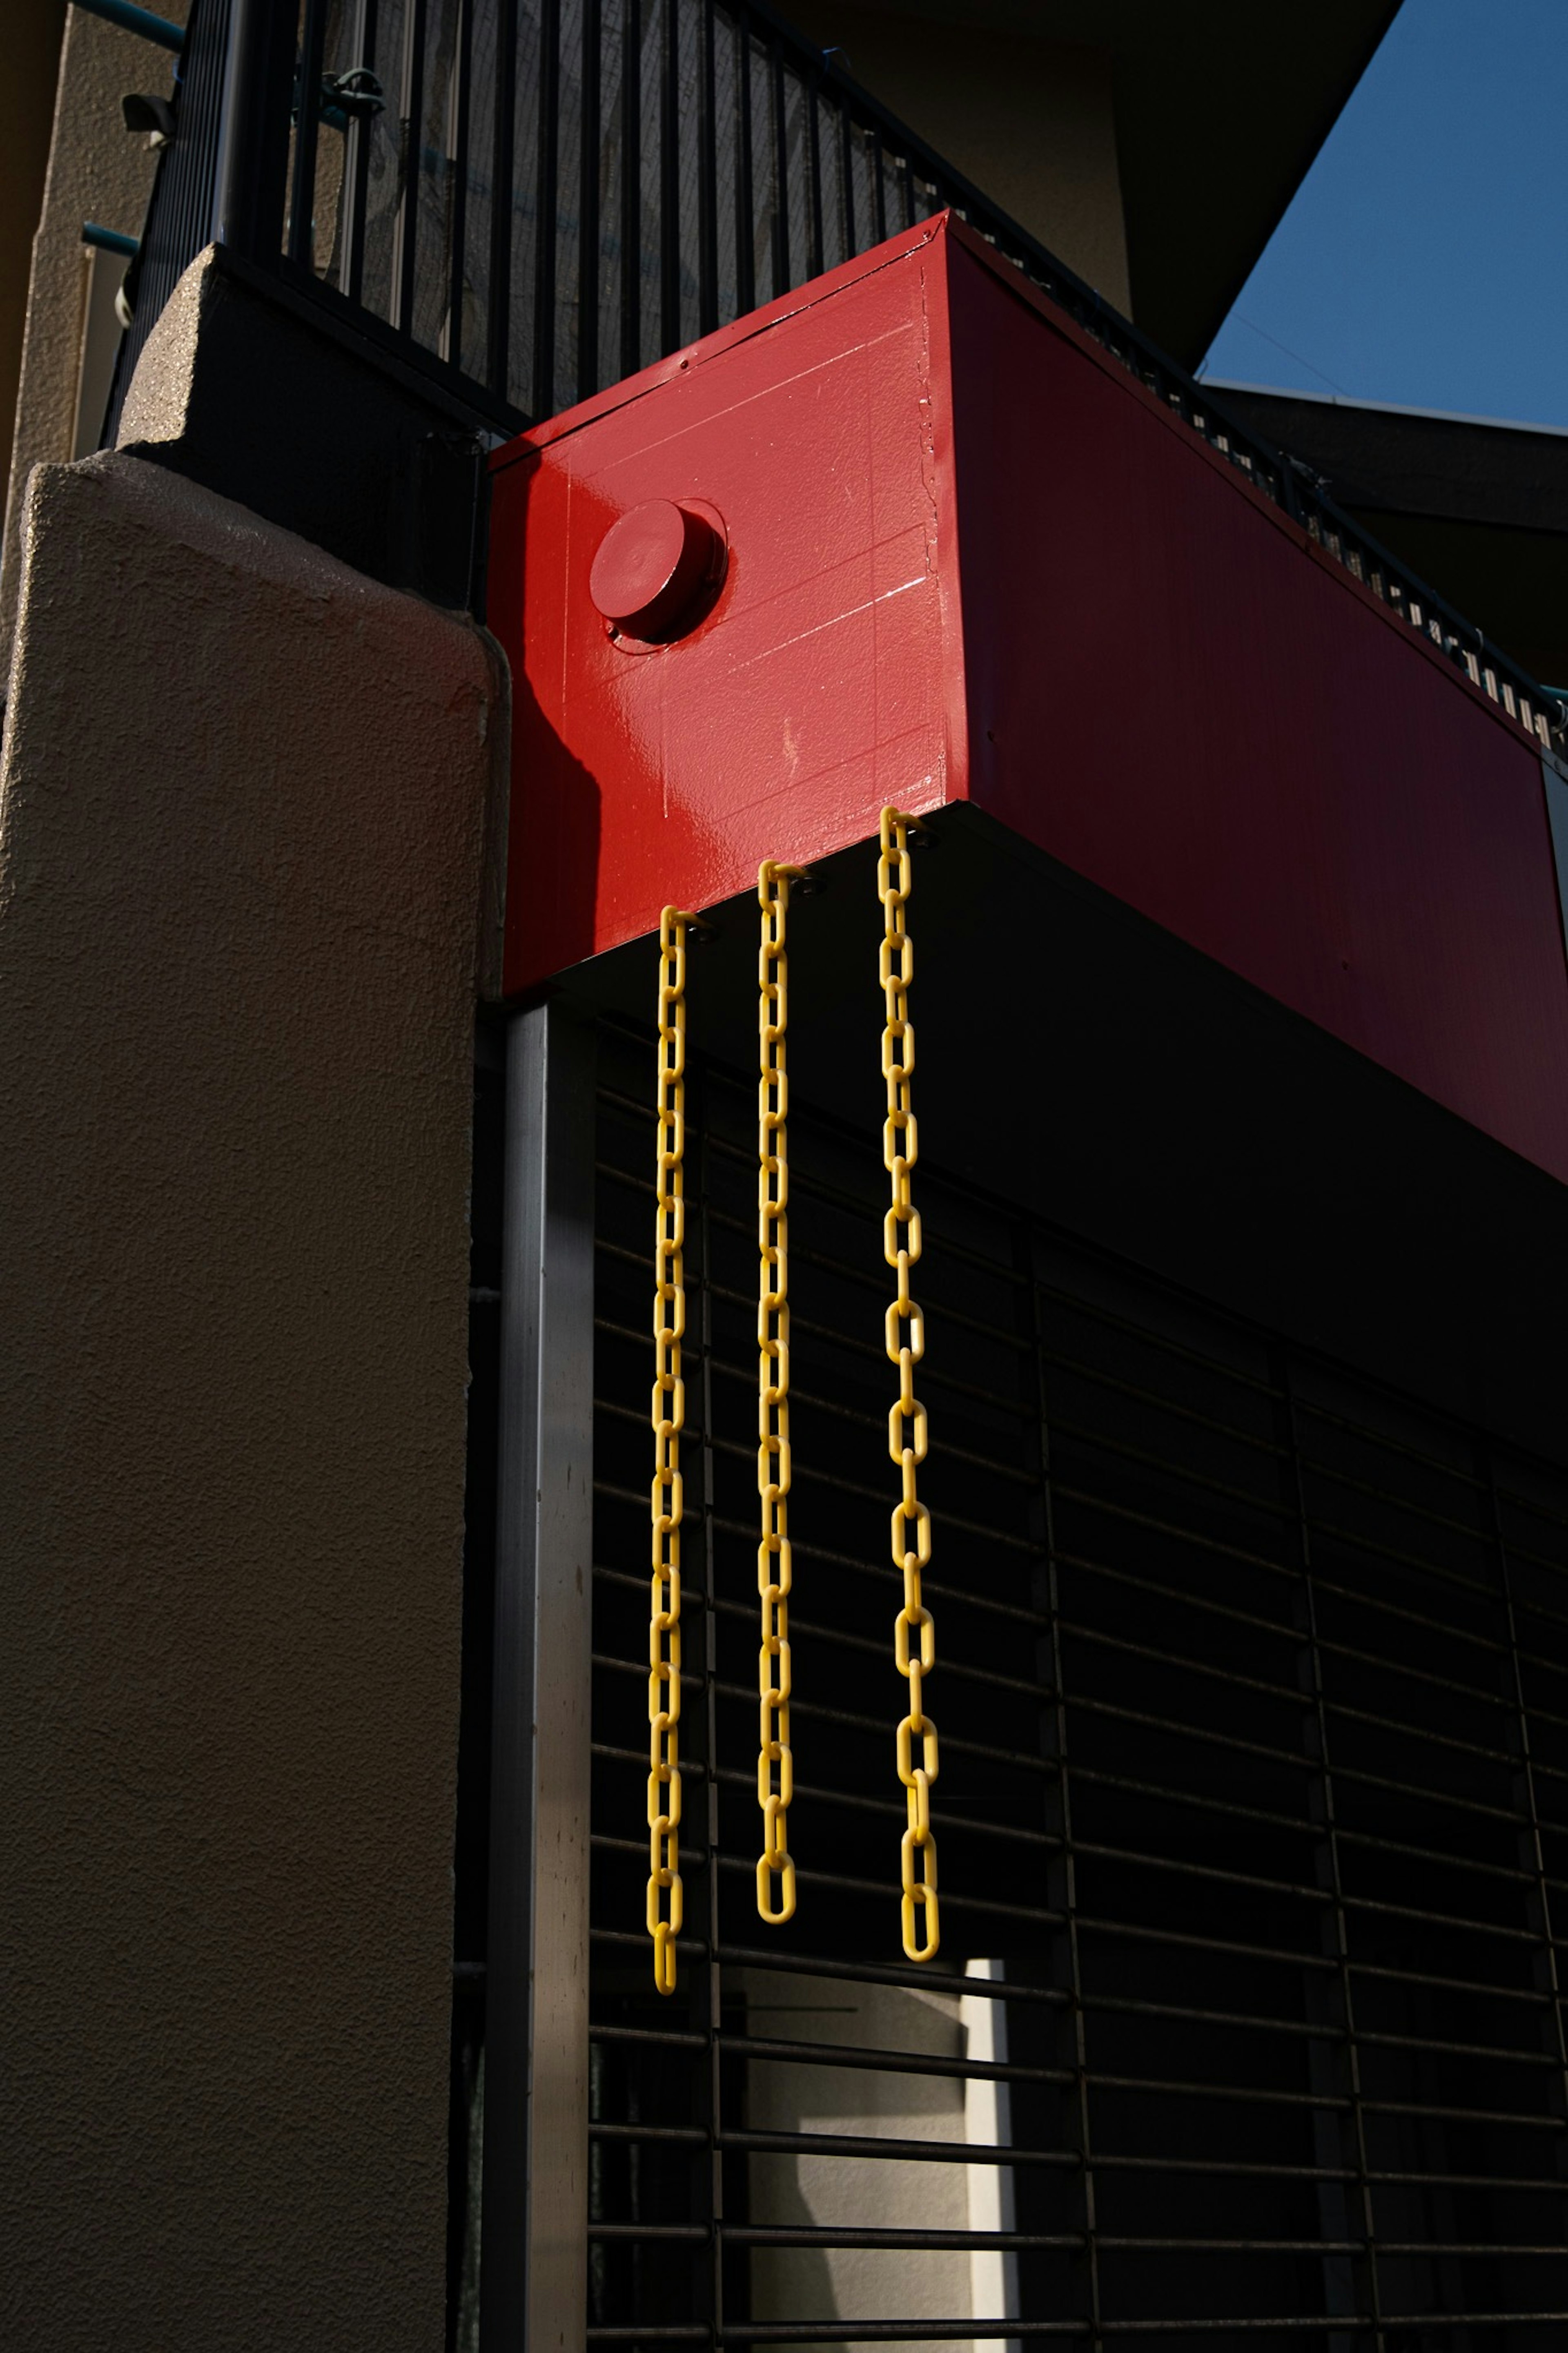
[589,499,719,639]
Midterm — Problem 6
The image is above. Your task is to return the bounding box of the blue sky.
[1200,0,1568,429]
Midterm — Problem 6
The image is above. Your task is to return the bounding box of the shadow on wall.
[738,1967,1003,2353]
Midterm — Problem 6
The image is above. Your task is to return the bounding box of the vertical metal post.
[534,0,562,417]
[695,0,718,338]
[341,0,379,306]
[286,0,330,269]
[394,0,430,333]
[482,999,597,2353]
[868,125,887,244]
[837,100,855,261]
[768,40,788,300]
[578,0,602,399]
[212,0,295,258]
[1027,1241,1102,2352]
[733,9,754,317]
[619,0,641,378]
[487,0,518,403]
[1485,1448,1568,2130]
[804,73,823,281]
[446,0,476,366]
[1277,1356,1385,2353]
[659,0,681,355]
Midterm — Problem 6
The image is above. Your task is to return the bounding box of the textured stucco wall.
[0,0,191,658]
[0,451,501,2350]
[787,5,1130,312]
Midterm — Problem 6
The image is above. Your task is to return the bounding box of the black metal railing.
[105,0,1565,743]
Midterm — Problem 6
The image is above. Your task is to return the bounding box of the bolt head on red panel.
[589,499,723,641]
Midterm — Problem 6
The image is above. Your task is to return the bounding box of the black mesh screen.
[586,1016,1568,2349]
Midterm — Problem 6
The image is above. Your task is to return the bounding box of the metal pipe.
[73,0,183,50]
[82,221,140,258]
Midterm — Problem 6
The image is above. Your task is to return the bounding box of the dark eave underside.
[785,0,1400,369]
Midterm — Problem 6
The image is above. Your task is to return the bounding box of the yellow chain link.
[757,860,804,1925]
[649,906,694,1996]
[878,808,939,1964]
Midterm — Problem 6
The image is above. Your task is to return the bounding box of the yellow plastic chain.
[878,808,940,1963]
[757,859,804,1925]
[649,906,694,1996]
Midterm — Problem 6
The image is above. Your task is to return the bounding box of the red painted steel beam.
[488,214,1568,1188]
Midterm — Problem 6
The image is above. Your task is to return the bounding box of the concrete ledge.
[116,243,490,611]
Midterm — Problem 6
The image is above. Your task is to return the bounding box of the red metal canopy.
[488,213,1568,1190]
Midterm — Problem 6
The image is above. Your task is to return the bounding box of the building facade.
[7,5,1568,2350]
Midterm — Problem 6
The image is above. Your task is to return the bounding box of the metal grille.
[586,1015,1568,2347]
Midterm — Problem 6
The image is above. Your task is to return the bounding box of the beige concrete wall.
[0,450,502,2351]
[788,4,1129,312]
[0,0,192,660]
[743,1974,974,2344]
